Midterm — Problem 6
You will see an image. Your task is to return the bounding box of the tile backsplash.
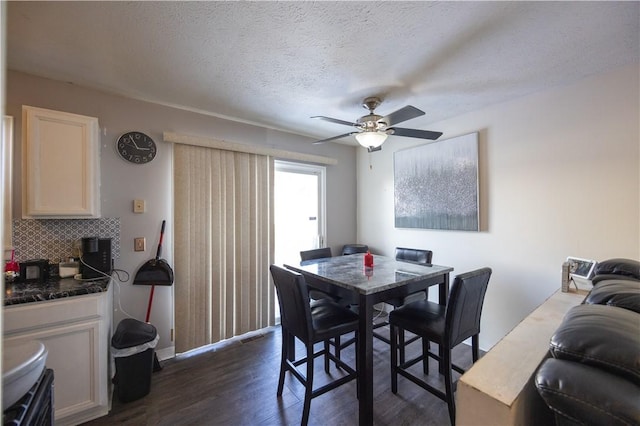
[13,218,121,262]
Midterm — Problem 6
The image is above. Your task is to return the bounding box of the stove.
[3,369,54,426]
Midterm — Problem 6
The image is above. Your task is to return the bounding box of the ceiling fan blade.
[311,116,358,127]
[388,127,443,140]
[312,132,358,145]
[381,105,425,126]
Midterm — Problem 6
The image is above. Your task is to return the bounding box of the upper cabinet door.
[22,106,100,218]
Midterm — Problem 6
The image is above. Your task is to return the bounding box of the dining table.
[285,253,453,426]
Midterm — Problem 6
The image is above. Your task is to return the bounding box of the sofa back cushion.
[585,279,640,313]
[594,258,640,280]
[535,358,640,426]
[550,304,640,385]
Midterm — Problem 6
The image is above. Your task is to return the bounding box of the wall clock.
[116,131,157,164]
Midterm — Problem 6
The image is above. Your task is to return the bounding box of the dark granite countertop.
[4,277,110,306]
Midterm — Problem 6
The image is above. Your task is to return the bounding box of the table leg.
[438,272,450,374]
[439,272,449,305]
[358,293,374,426]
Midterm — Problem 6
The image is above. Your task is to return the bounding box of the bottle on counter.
[364,251,374,267]
[4,249,19,282]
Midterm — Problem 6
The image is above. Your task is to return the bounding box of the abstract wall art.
[394,132,479,231]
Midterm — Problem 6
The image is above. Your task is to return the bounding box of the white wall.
[5,71,359,355]
[357,64,640,350]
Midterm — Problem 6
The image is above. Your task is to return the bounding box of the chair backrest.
[395,247,433,264]
[341,244,369,255]
[300,247,332,262]
[270,265,312,341]
[445,267,492,347]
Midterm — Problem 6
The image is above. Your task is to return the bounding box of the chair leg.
[399,329,406,364]
[277,329,288,396]
[302,343,314,426]
[472,334,479,363]
[324,340,330,373]
[390,324,398,394]
[443,347,456,426]
[355,331,360,399]
[422,337,430,375]
[334,336,342,368]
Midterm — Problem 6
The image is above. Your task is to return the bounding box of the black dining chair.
[270,265,359,426]
[341,244,369,255]
[395,247,432,264]
[373,248,433,364]
[389,267,492,426]
[300,247,334,301]
[299,247,357,365]
[300,247,332,263]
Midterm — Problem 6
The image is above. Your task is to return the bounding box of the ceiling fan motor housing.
[357,114,387,131]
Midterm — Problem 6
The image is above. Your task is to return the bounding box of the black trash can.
[111,318,159,403]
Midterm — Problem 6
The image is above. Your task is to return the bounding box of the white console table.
[457,288,588,425]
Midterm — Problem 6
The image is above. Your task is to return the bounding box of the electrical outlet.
[134,237,146,252]
[133,199,145,213]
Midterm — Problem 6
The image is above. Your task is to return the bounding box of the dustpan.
[134,220,174,322]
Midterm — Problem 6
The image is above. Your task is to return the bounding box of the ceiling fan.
[311,96,443,152]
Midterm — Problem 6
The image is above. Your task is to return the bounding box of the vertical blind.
[173,144,275,353]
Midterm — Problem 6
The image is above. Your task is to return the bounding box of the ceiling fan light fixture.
[355,131,388,149]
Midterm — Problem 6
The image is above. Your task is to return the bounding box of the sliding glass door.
[274,161,326,267]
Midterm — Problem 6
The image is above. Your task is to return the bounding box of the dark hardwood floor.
[83,318,479,425]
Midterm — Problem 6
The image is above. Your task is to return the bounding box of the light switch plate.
[134,237,146,252]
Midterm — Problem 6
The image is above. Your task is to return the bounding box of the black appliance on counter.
[80,237,113,279]
[18,260,49,283]
[3,369,54,426]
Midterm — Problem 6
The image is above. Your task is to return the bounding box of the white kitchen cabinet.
[3,116,13,251]
[4,286,113,425]
[22,105,100,218]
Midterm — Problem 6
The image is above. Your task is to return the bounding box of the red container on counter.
[364,251,374,267]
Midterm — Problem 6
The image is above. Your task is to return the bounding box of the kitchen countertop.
[4,277,111,306]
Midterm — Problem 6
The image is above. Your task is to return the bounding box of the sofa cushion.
[593,258,640,280]
[585,279,640,313]
[592,274,640,285]
[536,358,640,426]
[549,304,640,385]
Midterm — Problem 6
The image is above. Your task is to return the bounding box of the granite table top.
[285,253,453,295]
[4,277,111,306]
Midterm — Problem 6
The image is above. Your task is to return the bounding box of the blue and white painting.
[394,132,479,231]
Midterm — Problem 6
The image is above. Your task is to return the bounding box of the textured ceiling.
[6,1,640,146]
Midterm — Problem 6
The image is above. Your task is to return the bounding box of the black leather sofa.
[535,258,640,426]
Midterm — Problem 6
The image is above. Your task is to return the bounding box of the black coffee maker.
[80,237,113,279]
